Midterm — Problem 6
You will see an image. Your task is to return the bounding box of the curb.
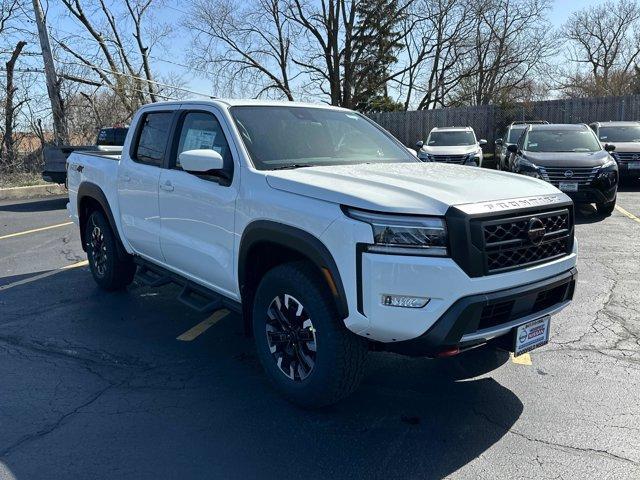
[0,184,67,201]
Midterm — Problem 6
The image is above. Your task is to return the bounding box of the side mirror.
[179,149,224,174]
[495,138,503,146]
[415,140,424,149]
[604,143,616,152]
[507,144,518,153]
[479,139,487,146]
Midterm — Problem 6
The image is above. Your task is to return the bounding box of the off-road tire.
[252,261,368,408]
[85,210,136,291]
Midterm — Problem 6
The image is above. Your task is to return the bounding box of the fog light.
[381,294,430,308]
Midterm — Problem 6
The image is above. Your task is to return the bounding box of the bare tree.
[449,0,555,106]
[394,0,477,109]
[188,0,296,100]
[55,0,170,115]
[3,40,27,166]
[560,0,640,97]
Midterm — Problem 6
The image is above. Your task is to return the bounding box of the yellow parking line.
[615,205,640,224]
[177,309,230,341]
[0,222,73,241]
[511,352,532,366]
[0,260,88,291]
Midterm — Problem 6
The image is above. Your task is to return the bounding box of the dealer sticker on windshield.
[514,316,550,357]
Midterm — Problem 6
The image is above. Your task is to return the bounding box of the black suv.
[507,123,618,215]
[495,121,548,171]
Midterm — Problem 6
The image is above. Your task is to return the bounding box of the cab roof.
[143,99,349,111]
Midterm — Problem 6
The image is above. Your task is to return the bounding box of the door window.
[175,112,233,174]
[133,112,173,166]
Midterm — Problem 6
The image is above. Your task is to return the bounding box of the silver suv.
[416,126,487,167]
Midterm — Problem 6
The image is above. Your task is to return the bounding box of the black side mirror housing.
[416,140,424,149]
[495,138,503,146]
[604,143,616,152]
[507,144,518,153]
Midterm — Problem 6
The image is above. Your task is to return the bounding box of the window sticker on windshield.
[528,143,538,147]
[345,113,359,120]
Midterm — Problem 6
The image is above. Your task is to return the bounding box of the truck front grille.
[480,209,572,274]
[476,280,572,331]
[539,166,598,186]
[614,152,640,164]
[431,154,468,164]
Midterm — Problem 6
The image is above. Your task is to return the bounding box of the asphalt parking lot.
[1,185,639,480]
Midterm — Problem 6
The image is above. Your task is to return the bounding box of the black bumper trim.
[384,267,577,357]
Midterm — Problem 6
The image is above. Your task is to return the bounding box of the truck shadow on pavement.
[0,196,68,213]
[0,267,522,480]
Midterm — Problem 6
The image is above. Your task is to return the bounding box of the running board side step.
[136,265,172,287]
[177,284,222,313]
[133,258,241,314]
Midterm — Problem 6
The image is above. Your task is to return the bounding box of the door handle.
[160,181,174,192]
[121,174,131,182]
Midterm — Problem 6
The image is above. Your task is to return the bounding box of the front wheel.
[596,196,616,217]
[252,261,368,408]
[85,210,136,290]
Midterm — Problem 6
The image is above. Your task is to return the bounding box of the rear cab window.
[132,111,173,166]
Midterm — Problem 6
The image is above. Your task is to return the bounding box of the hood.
[522,150,611,168]
[265,162,560,216]
[421,145,479,155]
[610,142,640,153]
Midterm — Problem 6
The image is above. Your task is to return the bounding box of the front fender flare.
[239,220,349,319]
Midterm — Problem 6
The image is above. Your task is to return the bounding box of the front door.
[158,107,239,298]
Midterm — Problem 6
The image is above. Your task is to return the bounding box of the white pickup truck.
[67,100,578,407]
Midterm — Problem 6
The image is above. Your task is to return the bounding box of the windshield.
[598,125,640,143]
[524,129,602,153]
[426,131,476,146]
[507,127,525,143]
[229,106,415,170]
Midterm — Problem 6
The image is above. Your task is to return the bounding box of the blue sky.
[43,0,606,99]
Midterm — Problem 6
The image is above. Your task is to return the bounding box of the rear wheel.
[252,261,368,408]
[85,210,136,290]
[596,196,616,217]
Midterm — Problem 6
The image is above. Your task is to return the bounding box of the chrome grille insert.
[538,166,598,186]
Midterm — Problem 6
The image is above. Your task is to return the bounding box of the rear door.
[157,105,239,298]
[118,108,175,261]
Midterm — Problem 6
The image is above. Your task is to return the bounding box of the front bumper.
[616,162,640,178]
[385,267,576,356]
[564,184,617,204]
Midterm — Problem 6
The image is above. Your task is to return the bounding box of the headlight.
[596,158,618,186]
[516,157,541,177]
[345,208,448,256]
[419,152,434,162]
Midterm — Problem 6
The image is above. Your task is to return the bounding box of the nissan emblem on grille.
[527,217,546,245]
[564,170,573,178]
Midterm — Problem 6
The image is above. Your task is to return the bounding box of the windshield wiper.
[270,163,316,171]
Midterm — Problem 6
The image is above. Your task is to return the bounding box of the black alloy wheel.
[265,294,317,381]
